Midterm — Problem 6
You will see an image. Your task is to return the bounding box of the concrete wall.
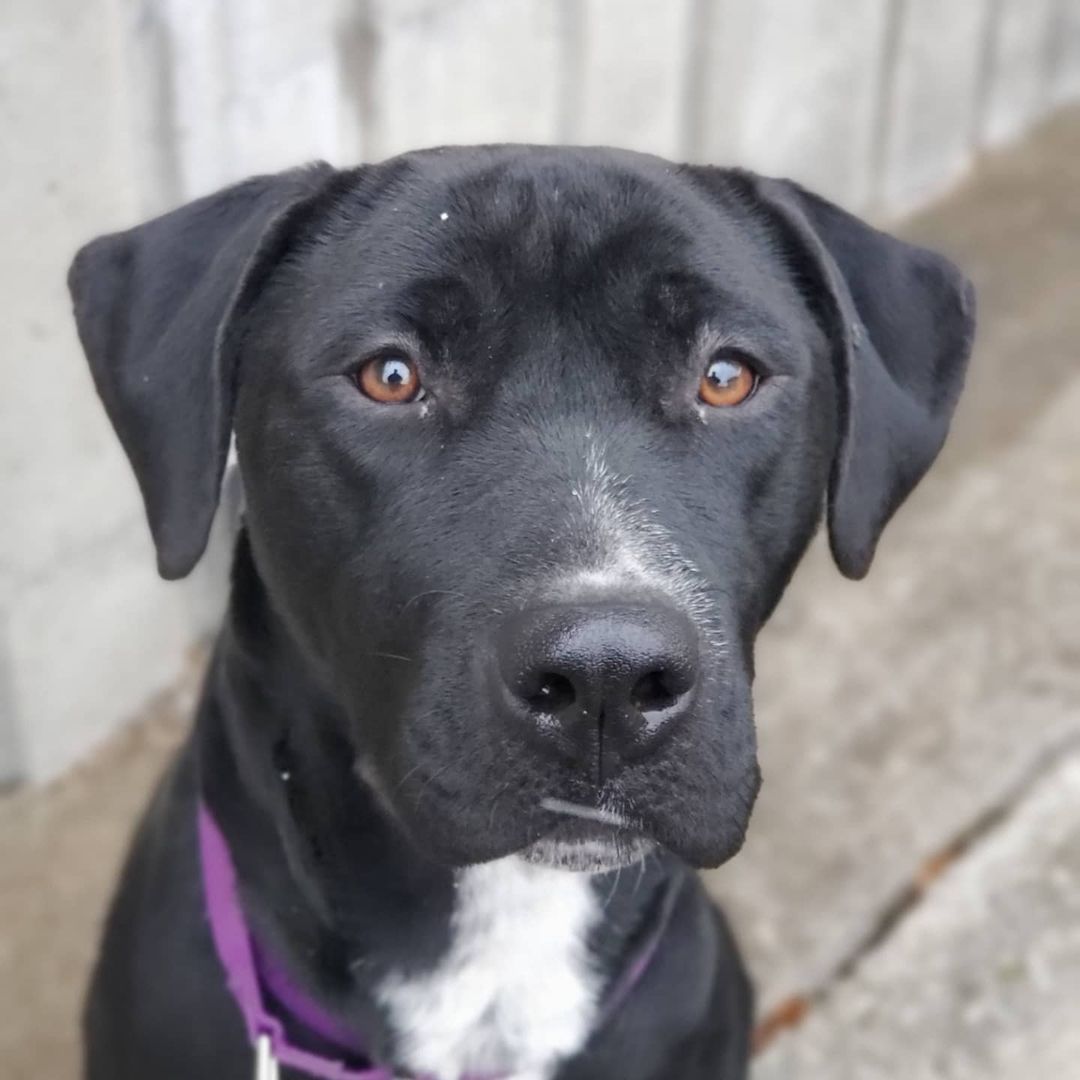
[3,0,1079,782]
[0,0,199,783]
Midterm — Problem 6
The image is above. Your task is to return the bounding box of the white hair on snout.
[557,441,727,656]
[539,796,627,827]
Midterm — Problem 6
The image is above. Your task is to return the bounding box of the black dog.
[69,146,973,1080]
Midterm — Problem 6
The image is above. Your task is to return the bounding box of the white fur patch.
[376,857,602,1080]
[561,443,726,656]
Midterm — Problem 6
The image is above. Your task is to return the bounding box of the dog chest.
[376,857,603,1080]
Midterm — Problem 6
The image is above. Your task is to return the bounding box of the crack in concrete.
[753,729,1080,1054]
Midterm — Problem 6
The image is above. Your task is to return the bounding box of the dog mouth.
[519,797,656,872]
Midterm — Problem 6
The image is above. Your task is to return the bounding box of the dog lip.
[536,797,655,855]
[519,825,656,872]
[535,812,646,850]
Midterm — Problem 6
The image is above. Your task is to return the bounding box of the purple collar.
[198,802,678,1080]
[198,804,386,1079]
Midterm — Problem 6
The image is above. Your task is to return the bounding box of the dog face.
[69,147,974,870]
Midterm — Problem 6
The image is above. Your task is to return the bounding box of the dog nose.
[495,602,699,772]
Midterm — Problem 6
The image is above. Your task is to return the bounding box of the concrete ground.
[1,111,1078,1080]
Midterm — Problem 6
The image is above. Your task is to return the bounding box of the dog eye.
[357,354,423,404]
[699,353,758,408]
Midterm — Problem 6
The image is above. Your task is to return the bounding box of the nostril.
[630,669,681,714]
[525,672,576,712]
[495,602,700,767]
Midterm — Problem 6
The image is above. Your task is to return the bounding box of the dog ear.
[748,177,976,578]
[68,163,336,580]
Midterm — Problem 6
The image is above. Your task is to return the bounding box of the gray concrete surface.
[368,0,565,157]
[754,752,1080,1079]
[0,673,197,1079]
[876,0,992,213]
[700,0,891,209]
[0,0,217,784]
[571,0,693,158]
[980,0,1059,148]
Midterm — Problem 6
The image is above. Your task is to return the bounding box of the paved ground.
[1,111,1078,1079]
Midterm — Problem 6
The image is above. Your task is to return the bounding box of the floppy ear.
[68,163,336,580]
[748,177,976,579]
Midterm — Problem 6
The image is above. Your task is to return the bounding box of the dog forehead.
[264,148,816,381]
[320,147,768,290]
[400,143,701,223]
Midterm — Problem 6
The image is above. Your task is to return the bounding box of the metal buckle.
[255,1033,280,1080]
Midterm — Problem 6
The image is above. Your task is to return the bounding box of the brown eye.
[357,354,422,404]
[699,353,758,407]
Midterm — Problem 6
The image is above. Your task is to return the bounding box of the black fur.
[69,145,974,1080]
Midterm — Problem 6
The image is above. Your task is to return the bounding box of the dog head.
[69,147,973,870]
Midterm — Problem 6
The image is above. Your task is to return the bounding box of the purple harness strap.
[198,801,677,1080]
[198,804,388,1079]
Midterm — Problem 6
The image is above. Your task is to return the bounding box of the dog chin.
[518,835,656,873]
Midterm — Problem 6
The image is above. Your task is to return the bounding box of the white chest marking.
[377,857,602,1080]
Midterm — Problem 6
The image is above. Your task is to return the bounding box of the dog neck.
[194,533,679,1076]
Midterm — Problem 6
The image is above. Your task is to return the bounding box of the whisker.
[408,763,454,811]
[393,761,426,793]
[539,797,627,828]
[634,853,649,895]
[398,588,467,614]
[488,781,512,830]
[604,864,623,908]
